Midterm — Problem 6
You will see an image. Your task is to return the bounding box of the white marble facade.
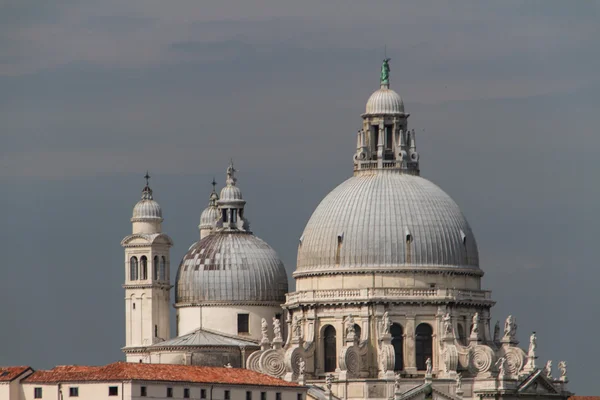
[121,59,572,399]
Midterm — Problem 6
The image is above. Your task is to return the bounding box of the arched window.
[391,323,404,371]
[323,325,337,372]
[129,256,138,281]
[415,323,433,371]
[140,256,148,280]
[153,256,159,280]
[457,324,466,346]
[160,256,166,281]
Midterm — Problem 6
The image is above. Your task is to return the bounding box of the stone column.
[404,315,417,374]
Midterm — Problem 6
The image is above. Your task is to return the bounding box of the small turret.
[199,179,220,239]
[216,162,250,231]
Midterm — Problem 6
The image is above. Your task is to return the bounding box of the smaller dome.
[200,182,220,230]
[365,88,405,115]
[131,184,163,221]
[220,185,243,201]
[175,232,288,304]
[200,206,219,229]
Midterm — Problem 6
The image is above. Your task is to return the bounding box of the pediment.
[518,370,560,395]
[398,384,460,400]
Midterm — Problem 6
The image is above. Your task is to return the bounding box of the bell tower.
[121,173,173,360]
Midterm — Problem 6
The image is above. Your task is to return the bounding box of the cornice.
[175,301,284,308]
[123,283,173,290]
[293,266,484,279]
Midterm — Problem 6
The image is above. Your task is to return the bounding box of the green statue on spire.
[381,58,391,86]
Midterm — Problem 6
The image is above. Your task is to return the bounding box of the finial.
[211,177,217,192]
[141,171,153,200]
[380,57,391,88]
[226,160,237,186]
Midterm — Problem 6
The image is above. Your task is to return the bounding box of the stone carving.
[502,347,525,375]
[272,317,282,341]
[523,331,538,372]
[468,345,495,375]
[293,315,302,340]
[528,332,537,357]
[261,318,269,342]
[340,346,360,376]
[246,351,261,372]
[503,315,517,340]
[493,321,500,343]
[495,356,507,378]
[425,357,432,375]
[470,312,480,338]
[456,373,462,391]
[259,349,286,377]
[440,344,458,375]
[326,374,334,392]
[381,311,390,336]
[378,341,395,377]
[443,312,452,336]
[345,315,356,337]
[558,361,567,381]
[544,360,552,379]
[394,373,401,391]
[298,358,305,376]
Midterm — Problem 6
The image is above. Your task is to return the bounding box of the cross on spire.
[144,171,151,186]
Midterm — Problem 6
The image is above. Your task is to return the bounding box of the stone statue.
[381,58,391,85]
[346,315,356,336]
[456,373,462,391]
[261,318,269,342]
[298,358,305,376]
[442,312,452,336]
[425,358,432,375]
[471,312,480,336]
[493,321,500,342]
[528,332,537,357]
[558,361,567,380]
[496,357,507,378]
[272,317,282,341]
[394,372,401,391]
[292,315,302,339]
[544,360,552,379]
[504,315,517,338]
[381,311,391,336]
[326,374,334,392]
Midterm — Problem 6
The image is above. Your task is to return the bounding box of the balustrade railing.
[285,287,492,303]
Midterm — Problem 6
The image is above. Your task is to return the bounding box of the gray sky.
[1,0,598,394]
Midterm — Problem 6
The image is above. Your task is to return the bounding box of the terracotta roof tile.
[0,366,32,382]
[24,362,300,388]
[569,397,600,400]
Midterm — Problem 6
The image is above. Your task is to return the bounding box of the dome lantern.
[217,162,249,231]
[356,59,419,174]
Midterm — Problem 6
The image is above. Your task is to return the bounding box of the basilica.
[121,59,572,400]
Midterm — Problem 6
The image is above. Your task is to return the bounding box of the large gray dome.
[296,172,479,274]
[176,232,288,304]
